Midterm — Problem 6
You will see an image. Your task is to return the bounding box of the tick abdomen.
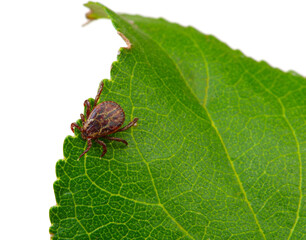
[84,101,125,138]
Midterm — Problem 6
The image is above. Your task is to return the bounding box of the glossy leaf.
[50,2,305,239]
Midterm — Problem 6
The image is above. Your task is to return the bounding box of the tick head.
[83,119,101,139]
[81,129,88,140]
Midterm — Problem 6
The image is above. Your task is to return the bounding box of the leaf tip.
[82,1,109,26]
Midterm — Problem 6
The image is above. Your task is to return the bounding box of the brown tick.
[71,81,138,159]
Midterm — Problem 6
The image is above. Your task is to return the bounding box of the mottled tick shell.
[83,101,125,138]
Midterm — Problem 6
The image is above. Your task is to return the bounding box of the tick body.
[71,81,138,159]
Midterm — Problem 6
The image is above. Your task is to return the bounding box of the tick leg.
[79,139,92,159]
[71,122,81,133]
[117,118,139,132]
[102,136,128,145]
[95,139,107,157]
[80,113,85,124]
[84,99,91,119]
[94,81,104,107]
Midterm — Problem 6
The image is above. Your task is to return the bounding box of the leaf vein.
[183,31,267,239]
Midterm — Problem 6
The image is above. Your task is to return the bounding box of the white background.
[0,1,305,239]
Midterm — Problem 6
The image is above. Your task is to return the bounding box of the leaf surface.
[50,2,305,239]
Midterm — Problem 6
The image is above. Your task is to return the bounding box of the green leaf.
[50,2,305,239]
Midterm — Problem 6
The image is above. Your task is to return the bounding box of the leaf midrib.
[235,64,302,240]
[153,25,302,239]
[113,11,268,239]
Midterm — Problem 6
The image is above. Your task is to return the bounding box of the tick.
[71,81,138,159]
